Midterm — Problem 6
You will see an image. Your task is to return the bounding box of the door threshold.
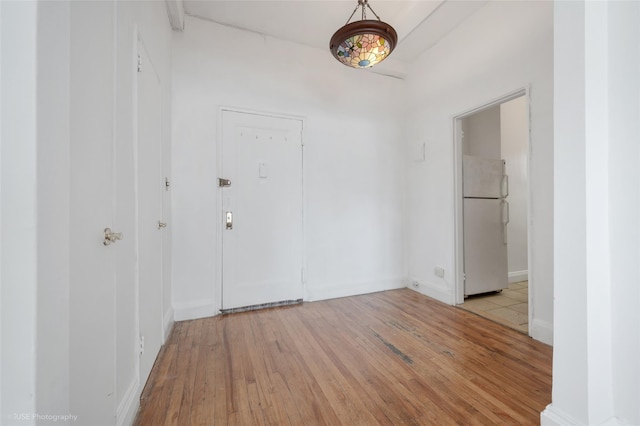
[220,299,303,315]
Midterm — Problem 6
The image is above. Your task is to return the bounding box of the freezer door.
[464,198,508,296]
[463,155,505,198]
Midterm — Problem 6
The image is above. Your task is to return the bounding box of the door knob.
[103,228,123,246]
[157,221,167,229]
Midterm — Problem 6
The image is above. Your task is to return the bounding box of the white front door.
[221,110,303,311]
[136,41,164,386]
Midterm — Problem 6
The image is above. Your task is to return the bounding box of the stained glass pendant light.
[329,0,398,69]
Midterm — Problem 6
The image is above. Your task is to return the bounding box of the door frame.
[215,106,306,313]
[452,87,533,332]
[134,33,166,391]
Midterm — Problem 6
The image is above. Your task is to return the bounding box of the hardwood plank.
[281,309,385,425]
[133,343,177,426]
[134,289,552,425]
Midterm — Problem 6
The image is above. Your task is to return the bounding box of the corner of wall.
[173,299,217,321]
[163,307,175,341]
[531,318,553,346]
[165,0,185,31]
[407,279,454,305]
[540,404,586,426]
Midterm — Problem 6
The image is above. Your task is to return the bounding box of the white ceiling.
[182,0,488,77]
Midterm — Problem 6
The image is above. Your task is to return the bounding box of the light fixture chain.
[345,0,381,24]
[345,4,360,25]
[366,3,382,21]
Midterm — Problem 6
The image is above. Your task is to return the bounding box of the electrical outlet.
[434,267,445,278]
[412,281,420,289]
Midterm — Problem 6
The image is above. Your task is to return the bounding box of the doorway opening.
[453,89,531,334]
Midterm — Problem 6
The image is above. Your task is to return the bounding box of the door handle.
[501,200,510,225]
[103,228,123,246]
[226,211,233,230]
[501,174,509,197]
[501,200,510,244]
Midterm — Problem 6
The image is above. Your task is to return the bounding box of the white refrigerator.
[463,155,509,296]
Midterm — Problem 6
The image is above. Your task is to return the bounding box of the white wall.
[501,96,528,280]
[543,1,640,424]
[0,1,173,425]
[462,105,501,158]
[171,16,406,319]
[1,2,3,419]
[69,2,173,423]
[403,0,553,344]
[36,1,71,420]
[1,1,38,421]
[608,1,640,422]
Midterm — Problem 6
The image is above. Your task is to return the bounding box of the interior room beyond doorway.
[456,94,529,333]
[459,281,528,333]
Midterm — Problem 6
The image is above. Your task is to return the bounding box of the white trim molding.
[539,405,623,426]
[173,298,217,321]
[531,318,553,346]
[306,278,405,302]
[163,307,174,341]
[541,404,579,426]
[508,270,528,284]
[116,377,140,426]
[408,280,454,305]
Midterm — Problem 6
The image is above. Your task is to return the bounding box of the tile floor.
[458,281,529,334]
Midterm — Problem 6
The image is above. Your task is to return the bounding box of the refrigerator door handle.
[501,200,510,244]
[502,200,510,224]
[501,174,509,198]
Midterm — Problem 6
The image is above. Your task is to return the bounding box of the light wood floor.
[134,289,552,425]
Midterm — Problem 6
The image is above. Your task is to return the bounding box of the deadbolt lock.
[226,212,233,230]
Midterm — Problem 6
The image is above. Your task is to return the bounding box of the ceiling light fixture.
[329,0,398,69]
